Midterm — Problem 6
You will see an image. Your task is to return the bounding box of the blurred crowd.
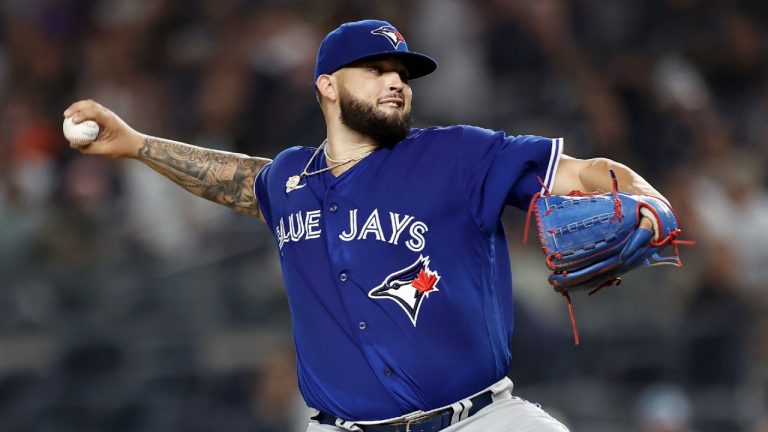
[0,0,766,431]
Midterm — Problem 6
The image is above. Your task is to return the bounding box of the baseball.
[63,116,100,146]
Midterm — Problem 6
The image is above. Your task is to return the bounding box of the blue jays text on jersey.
[276,208,429,252]
[255,125,562,421]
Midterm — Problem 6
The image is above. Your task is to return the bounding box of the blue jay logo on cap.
[371,26,406,49]
[369,255,440,326]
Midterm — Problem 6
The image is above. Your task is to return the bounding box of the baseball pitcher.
[64,19,690,432]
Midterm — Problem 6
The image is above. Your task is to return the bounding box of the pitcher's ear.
[315,75,338,102]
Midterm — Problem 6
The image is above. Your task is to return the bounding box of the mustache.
[378,93,404,104]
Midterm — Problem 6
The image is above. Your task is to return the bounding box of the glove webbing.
[523,171,625,345]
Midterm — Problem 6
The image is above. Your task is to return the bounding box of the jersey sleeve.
[254,161,275,228]
[460,126,562,233]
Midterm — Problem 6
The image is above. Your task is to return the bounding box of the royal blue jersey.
[255,125,562,421]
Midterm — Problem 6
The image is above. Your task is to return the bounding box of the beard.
[338,87,412,148]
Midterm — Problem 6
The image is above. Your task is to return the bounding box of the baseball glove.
[524,170,692,343]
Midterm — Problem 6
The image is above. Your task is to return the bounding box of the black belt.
[313,391,494,432]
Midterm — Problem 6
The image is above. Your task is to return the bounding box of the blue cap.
[314,20,437,82]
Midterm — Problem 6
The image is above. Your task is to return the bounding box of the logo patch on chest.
[368,255,440,326]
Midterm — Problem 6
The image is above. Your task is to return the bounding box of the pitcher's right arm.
[64,100,271,222]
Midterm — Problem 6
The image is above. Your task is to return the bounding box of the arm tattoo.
[138,137,271,220]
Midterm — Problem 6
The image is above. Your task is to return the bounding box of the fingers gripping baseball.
[63,100,145,159]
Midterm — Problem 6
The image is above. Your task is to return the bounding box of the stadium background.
[0,0,767,430]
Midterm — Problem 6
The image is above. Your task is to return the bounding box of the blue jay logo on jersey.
[371,26,406,49]
[369,255,440,326]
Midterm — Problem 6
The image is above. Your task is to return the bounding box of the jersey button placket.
[339,272,348,282]
[329,203,338,213]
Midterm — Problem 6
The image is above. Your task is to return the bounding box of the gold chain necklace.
[285,140,374,193]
